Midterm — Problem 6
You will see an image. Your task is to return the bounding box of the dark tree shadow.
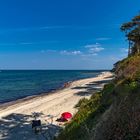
[71,86,89,90]
[86,83,99,86]
[72,86,102,91]
[75,91,94,96]
[0,113,61,140]
[105,75,114,79]
[72,79,111,91]
[90,79,112,85]
[72,84,102,94]
[73,79,112,97]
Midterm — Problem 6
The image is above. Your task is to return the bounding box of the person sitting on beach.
[56,112,72,125]
[63,81,71,88]
[56,117,68,122]
[63,83,69,88]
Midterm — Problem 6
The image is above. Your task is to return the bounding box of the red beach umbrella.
[61,112,72,119]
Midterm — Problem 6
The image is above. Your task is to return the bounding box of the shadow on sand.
[73,79,112,97]
[90,79,112,85]
[0,113,61,140]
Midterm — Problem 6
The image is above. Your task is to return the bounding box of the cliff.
[56,14,140,140]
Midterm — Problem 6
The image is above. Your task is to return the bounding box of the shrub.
[75,98,89,108]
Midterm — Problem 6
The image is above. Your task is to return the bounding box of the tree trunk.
[136,41,140,53]
[128,41,131,56]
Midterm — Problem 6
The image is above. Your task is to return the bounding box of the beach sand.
[0,71,113,140]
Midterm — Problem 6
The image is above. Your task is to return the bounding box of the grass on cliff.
[114,53,140,80]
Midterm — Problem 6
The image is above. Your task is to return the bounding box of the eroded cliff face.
[113,54,140,80]
[93,54,140,140]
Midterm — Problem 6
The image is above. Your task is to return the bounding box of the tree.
[121,14,140,55]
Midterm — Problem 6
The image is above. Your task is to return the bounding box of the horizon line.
[0,69,111,71]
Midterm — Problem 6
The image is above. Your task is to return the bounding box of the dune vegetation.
[56,14,140,140]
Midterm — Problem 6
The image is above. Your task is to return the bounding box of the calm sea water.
[0,70,106,103]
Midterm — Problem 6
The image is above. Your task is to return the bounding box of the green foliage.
[129,81,138,90]
[102,83,115,95]
[98,83,115,112]
[57,92,103,140]
[114,54,140,80]
[121,13,140,55]
[98,49,140,140]
[75,98,89,108]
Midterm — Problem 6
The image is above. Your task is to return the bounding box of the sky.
[0,0,140,70]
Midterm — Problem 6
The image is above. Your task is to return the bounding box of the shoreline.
[0,71,113,139]
[0,71,107,109]
[0,70,110,105]
[0,82,73,110]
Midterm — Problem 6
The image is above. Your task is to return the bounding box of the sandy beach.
[0,71,113,140]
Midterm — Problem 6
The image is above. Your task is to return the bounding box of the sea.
[0,70,107,103]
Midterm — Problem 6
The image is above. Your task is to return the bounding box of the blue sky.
[0,0,140,70]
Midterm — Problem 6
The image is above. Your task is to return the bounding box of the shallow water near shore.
[0,70,108,103]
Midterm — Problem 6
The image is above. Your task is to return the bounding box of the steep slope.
[56,55,140,140]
